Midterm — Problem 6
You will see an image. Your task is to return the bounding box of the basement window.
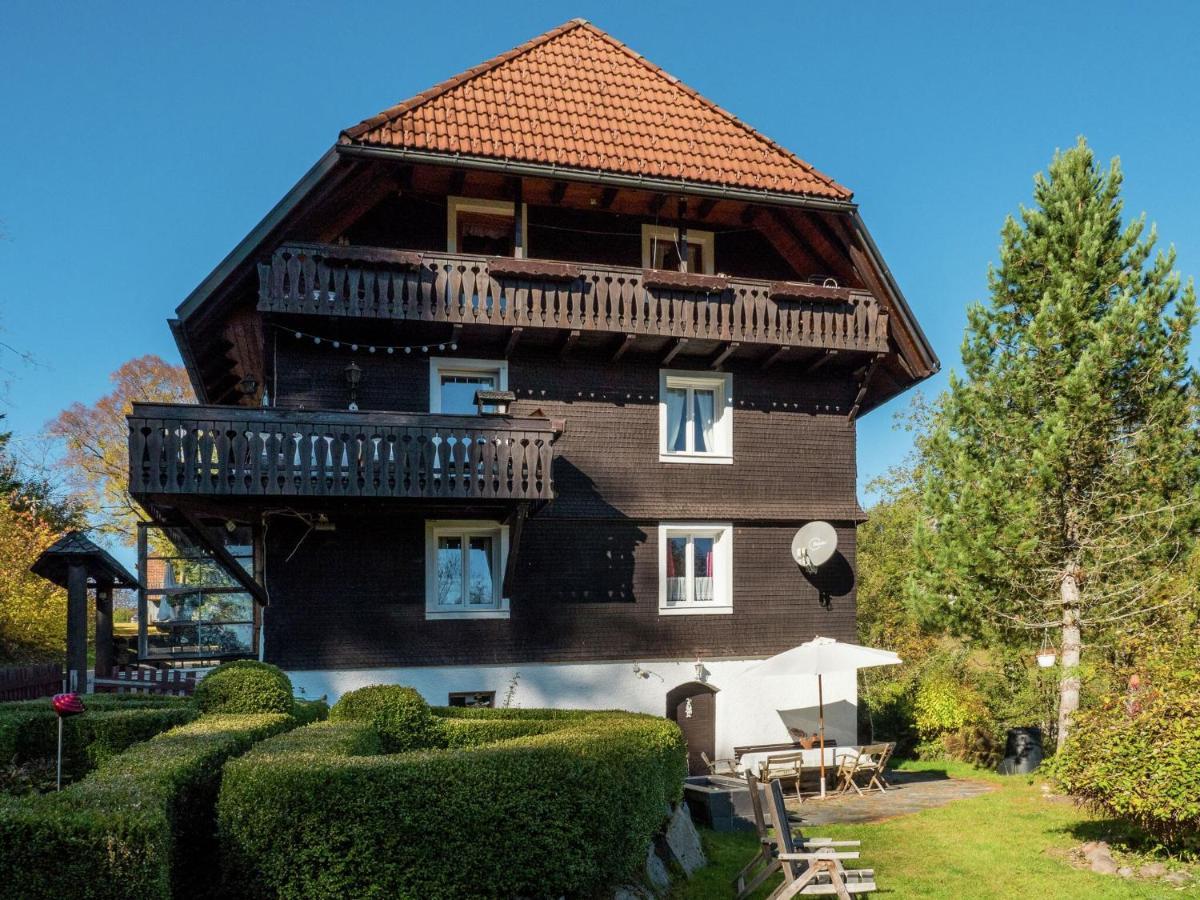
[425,520,510,619]
[448,691,496,708]
[659,523,733,615]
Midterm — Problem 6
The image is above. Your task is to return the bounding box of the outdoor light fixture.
[344,361,363,411]
[237,374,258,400]
[694,657,707,683]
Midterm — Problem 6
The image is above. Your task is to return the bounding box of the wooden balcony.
[257,243,890,355]
[128,403,557,503]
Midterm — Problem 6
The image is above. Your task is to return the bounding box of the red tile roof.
[341,19,851,201]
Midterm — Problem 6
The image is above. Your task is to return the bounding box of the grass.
[673,759,1200,899]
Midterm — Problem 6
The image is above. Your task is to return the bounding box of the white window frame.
[447,196,528,257]
[429,357,509,414]
[425,520,511,620]
[641,224,715,275]
[658,370,733,464]
[658,522,733,615]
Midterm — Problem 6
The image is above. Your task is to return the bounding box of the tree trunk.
[1057,566,1082,748]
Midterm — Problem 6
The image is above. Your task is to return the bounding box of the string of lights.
[274,323,458,355]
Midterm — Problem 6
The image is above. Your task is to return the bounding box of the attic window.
[447,197,527,257]
[642,225,714,275]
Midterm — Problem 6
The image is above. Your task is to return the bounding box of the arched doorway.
[666,681,719,776]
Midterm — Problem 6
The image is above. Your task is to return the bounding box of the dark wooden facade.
[129,28,937,671]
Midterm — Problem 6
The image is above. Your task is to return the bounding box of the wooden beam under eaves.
[662,338,689,365]
[549,181,568,205]
[848,354,884,421]
[695,198,717,220]
[599,187,618,209]
[559,329,581,360]
[504,327,524,358]
[611,333,636,363]
[710,342,740,369]
[800,349,838,375]
[759,345,792,372]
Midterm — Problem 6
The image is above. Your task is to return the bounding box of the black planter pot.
[997,726,1043,775]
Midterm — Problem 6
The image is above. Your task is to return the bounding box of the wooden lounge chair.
[835,742,895,796]
[735,772,872,899]
[759,750,808,802]
[700,750,740,777]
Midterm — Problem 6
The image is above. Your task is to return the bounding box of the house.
[126,19,937,771]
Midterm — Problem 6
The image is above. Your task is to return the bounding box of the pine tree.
[912,138,1199,748]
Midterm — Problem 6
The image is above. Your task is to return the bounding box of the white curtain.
[694,390,716,453]
[665,388,686,452]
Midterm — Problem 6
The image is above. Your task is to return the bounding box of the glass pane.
[693,389,716,454]
[693,537,715,602]
[437,536,463,606]
[466,536,495,606]
[440,373,497,415]
[665,387,687,453]
[688,243,703,274]
[651,237,703,272]
[667,537,688,603]
[457,211,514,256]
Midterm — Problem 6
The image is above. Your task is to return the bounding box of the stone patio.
[784,769,996,826]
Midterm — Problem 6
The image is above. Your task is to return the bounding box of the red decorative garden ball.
[52,693,85,718]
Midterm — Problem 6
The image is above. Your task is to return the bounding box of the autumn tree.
[912,139,1200,748]
[48,355,192,542]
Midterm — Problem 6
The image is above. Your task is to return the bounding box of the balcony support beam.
[662,338,689,365]
[759,345,792,372]
[800,349,838,375]
[504,327,524,358]
[710,342,740,370]
[177,507,270,607]
[502,502,530,597]
[559,329,581,360]
[611,333,636,363]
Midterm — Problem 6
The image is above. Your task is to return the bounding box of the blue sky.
[2,1,1198,504]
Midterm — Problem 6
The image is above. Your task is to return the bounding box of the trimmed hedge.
[219,706,687,899]
[194,660,294,715]
[0,712,297,899]
[0,702,198,780]
[330,684,442,751]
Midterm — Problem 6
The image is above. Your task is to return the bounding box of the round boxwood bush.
[329,684,442,751]
[195,661,294,715]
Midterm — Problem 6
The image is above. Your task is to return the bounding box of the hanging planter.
[1036,631,1057,668]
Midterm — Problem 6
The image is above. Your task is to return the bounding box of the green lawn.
[673,760,1198,899]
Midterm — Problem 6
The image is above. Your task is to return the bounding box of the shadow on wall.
[799,547,854,609]
[515,457,646,603]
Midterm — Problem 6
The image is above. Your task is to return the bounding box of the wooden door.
[667,682,717,776]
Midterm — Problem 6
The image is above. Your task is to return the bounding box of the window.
[642,225,714,275]
[658,523,733,615]
[430,358,508,414]
[659,370,733,463]
[425,520,510,619]
[448,691,496,708]
[447,196,527,257]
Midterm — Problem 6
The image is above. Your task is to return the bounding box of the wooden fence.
[0,663,63,701]
[93,666,198,696]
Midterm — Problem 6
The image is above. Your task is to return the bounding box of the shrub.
[0,712,296,899]
[330,685,441,752]
[1050,647,1200,851]
[219,707,687,899]
[0,703,197,781]
[194,660,293,715]
[290,697,329,727]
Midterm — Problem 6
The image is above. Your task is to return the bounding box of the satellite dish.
[791,522,838,572]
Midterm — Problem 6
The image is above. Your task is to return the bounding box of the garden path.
[785,768,996,825]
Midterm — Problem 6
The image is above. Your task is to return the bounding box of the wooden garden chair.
[759,751,808,803]
[835,743,895,796]
[700,750,740,777]
[735,772,870,900]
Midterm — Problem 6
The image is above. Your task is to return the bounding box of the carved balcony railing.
[258,243,890,354]
[128,403,556,502]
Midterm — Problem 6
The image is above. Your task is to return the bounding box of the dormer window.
[642,225,714,275]
[447,197,527,257]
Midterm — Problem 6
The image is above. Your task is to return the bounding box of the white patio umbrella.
[745,636,902,798]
